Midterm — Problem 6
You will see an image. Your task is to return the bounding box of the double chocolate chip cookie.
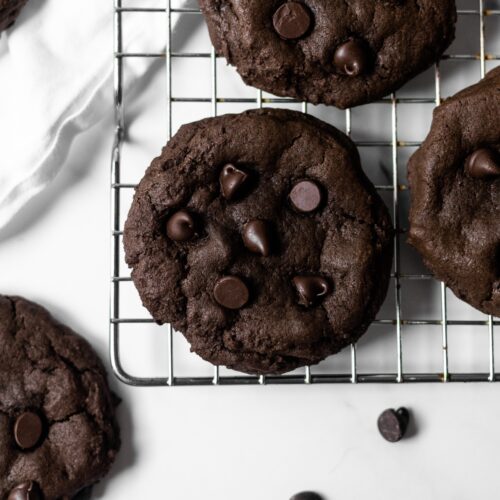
[124,108,393,375]
[0,0,28,32]
[409,67,500,317]
[199,0,457,109]
[0,296,121,499]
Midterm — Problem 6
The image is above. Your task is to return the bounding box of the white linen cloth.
[0,0,187,229]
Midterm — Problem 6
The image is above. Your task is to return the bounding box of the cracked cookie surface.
[124,109,393,375]
[198,0,456,109]
[409,67,500,317]
[0,295,121,499]
[0,0,28,32]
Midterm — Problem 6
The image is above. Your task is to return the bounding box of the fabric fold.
[0,0,188,229]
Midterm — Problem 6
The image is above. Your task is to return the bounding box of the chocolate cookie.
[0,0,28,32]
[198,0,456,109]
[124,109,393,375]
[408,67,500,317]
[0,296,121,499]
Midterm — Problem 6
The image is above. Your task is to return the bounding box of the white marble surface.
[1,1,500,498]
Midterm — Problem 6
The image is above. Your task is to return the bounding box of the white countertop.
[1,1,500,498]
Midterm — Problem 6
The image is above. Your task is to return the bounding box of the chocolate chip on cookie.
[166,210,197,241]
[333,38,372,77]
[7,481,42,500]
[289,180,323,213]
[13,411,44,450]
[465,148,500,179]
[273,2,312,40]
[242,220,275,256]
[293,276,331,307]
[220,164,250,200]
[213,276,250,310]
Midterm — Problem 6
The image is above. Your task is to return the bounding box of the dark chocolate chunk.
[7,482,43,500]
[273,2,312,40]
[220,164,249,200]
[14,412,44,450]
[166,210,196,242]
[243,220,274,256]
[290,492,323,500]
[289,180,322,213]
[377,407,410,442]
[293,276,331,306]
[214,276,250,309]
[465,148,500,179]
[333,39,372,77]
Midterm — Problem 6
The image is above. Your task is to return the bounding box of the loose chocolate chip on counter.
[333,39,372,76]
[220,164,250,200]
[293,276,331,306]
[8,481,43,500]
[214,276,250,310]
[465,148,500,179]
[166,210,196,242]
[273,2,312,40]
[289,180,323,213]
[14,411,44,450]
[377,407,410,442]
[290,492,324,500]
[243,220,274,256]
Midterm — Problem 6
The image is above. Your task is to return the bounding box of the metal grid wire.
[111,0,500,386]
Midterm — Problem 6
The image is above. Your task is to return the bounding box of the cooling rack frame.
[110,0,500,386]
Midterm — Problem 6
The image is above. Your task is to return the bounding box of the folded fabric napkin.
[0,0,189,230]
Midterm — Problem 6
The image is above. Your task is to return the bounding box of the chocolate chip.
[273,2,312,40]
[220,164,249,200]
[290,493,323,500]
[289,180,323,213]
[214,276,250,309]
[243,220,274,256]
[8,481,43,500]
[14,411,44,450]
[465,148,500,179]
[334,39,372,76]
[377,407,410,442]
[293,276,331,306]
[166,210,196,241]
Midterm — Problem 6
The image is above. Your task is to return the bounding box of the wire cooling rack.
[111,0,500,386]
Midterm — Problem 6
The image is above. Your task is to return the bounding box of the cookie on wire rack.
[124,108,393,375]
[409,67,500,317]
[0,295,121,499]
[198,0,457,109]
